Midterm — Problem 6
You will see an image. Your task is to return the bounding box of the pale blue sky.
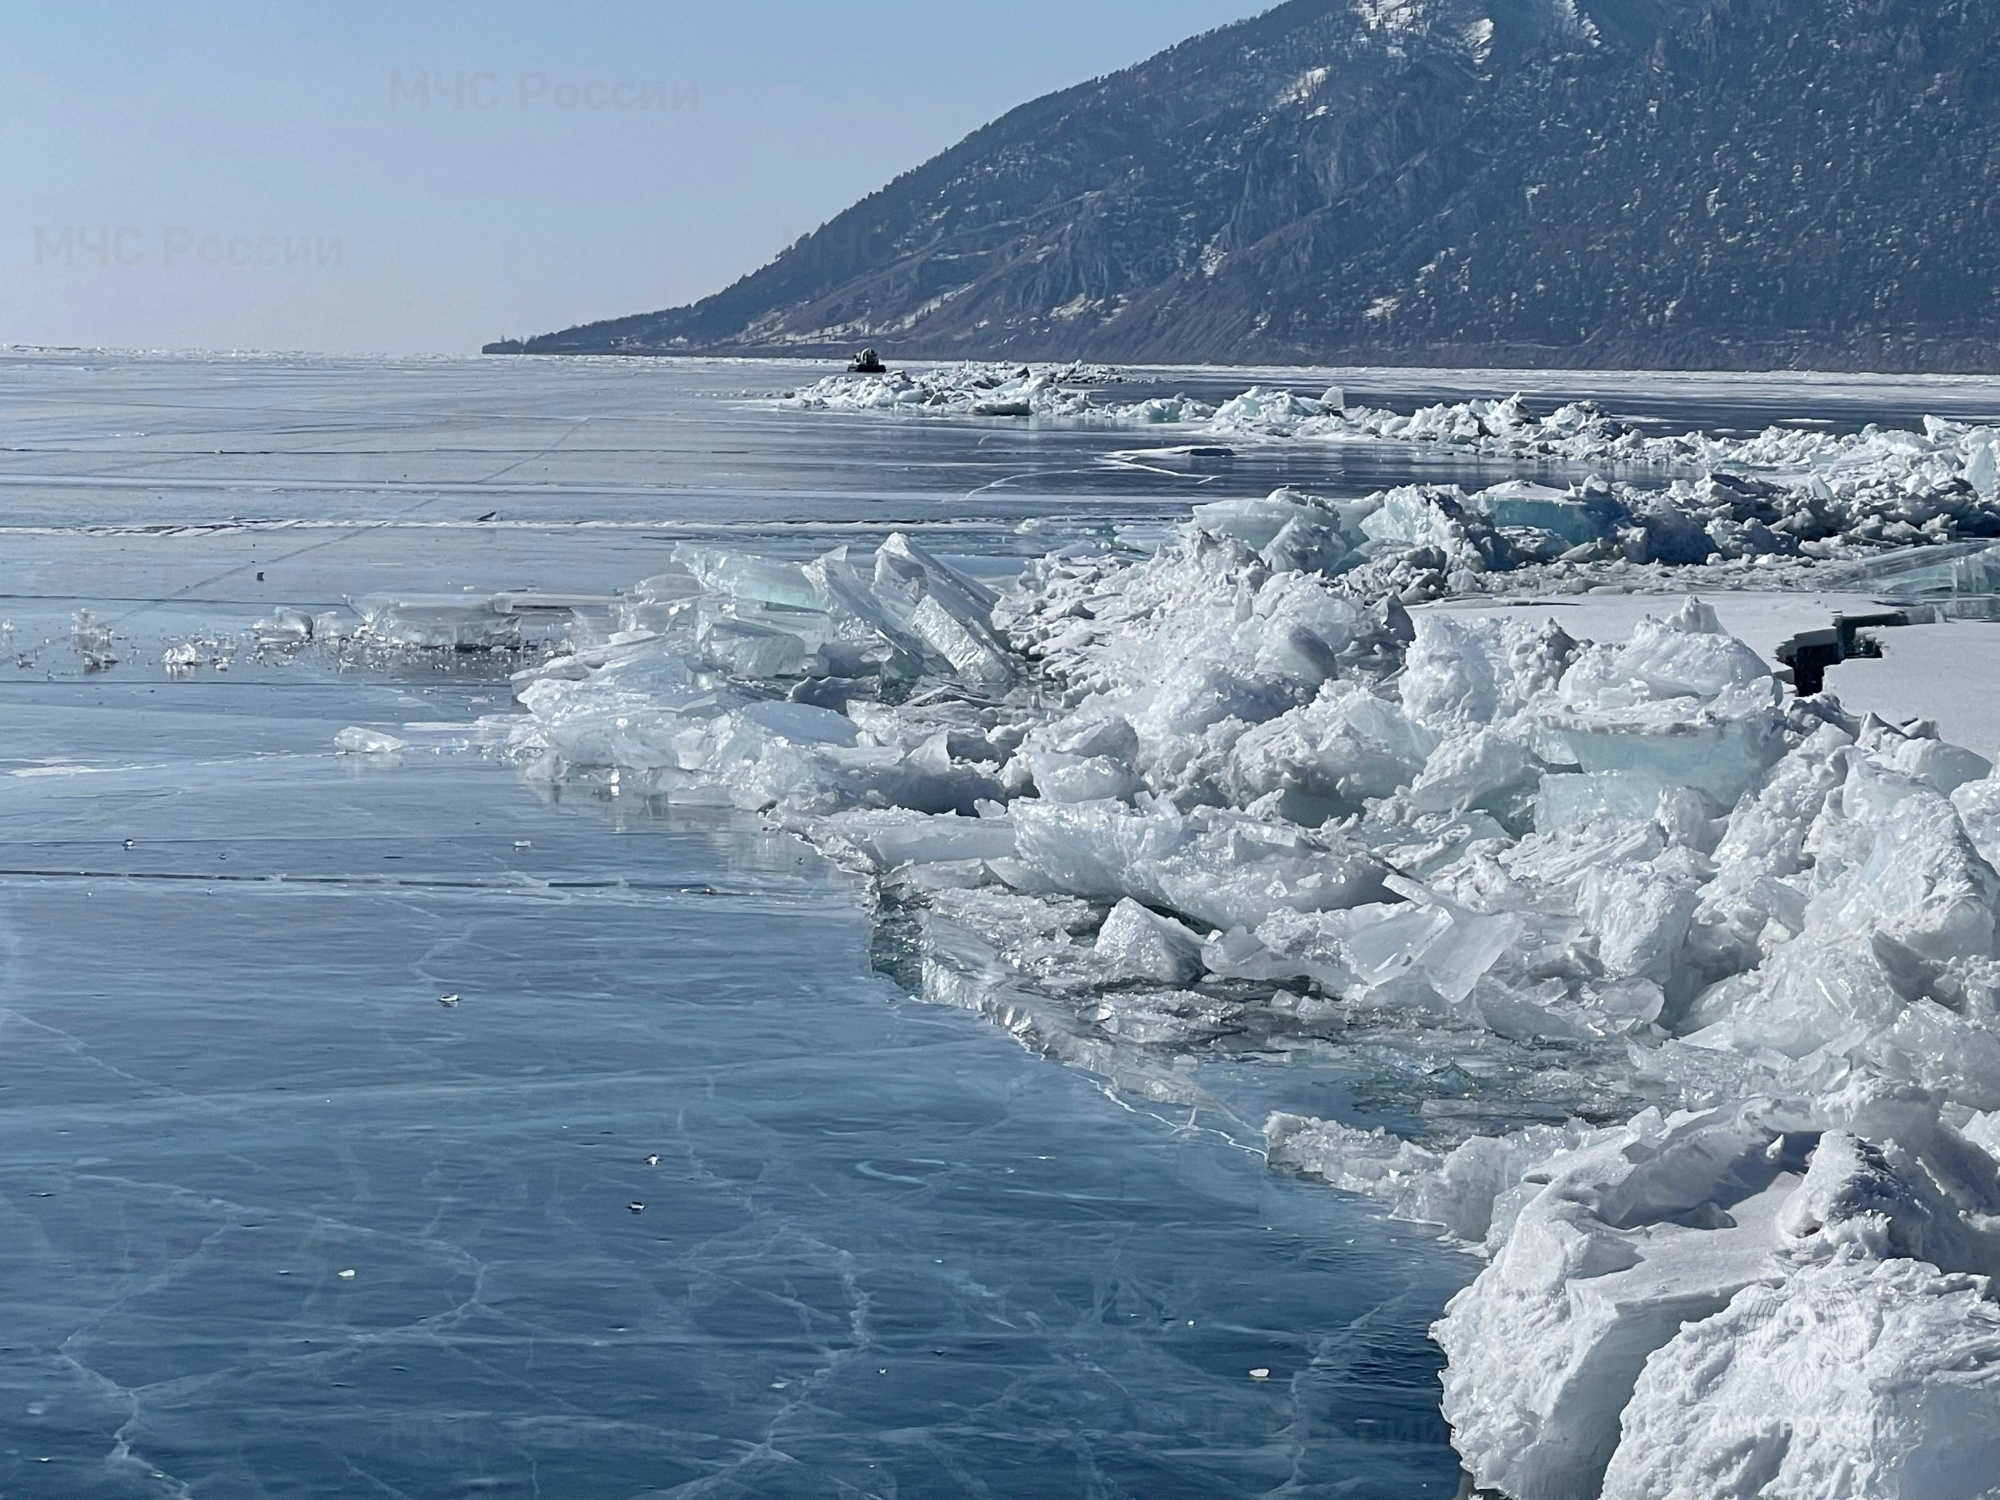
[2,2,1273,354]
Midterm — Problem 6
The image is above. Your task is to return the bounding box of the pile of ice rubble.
[788,364,2000,570]
[785,362,1144,420]
[490,515,2000,1495]
[1188,383,2000,486]
[1178,475,2000,606]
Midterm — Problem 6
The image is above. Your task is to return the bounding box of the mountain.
[489,0,2000,372]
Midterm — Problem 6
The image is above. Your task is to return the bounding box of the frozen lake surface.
[7,353,2000,1498]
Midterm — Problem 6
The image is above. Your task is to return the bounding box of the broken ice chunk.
[1473,479,1620,545]
[1814,760,2000,963]
[354,594,522,650]
[1360,486,1460,549]
[1601,1125,2000,1500]
[1542,686,1788,808]
[1358,809,1514,877]
[804,545,930,659]
[1258,514,1349,574]
[813,808,1017,871]
[1094,899,1205,985]
[1191,487,1346,552]
[671,543,821,610]
[1265,1115,1450,1216]
[1401,724,1545,823]
[868,533,1016,689]
[1249,883,1525,1011]
[1775,1128,2000,1271]
[1211,386,1322,427]
[1411,903,1530,1004]
[1022,750,1142,803]
[1954,772,2000,868]
[1191,487,1356,574]
[1200,924,1317,985]
[873,532,997,613]
[1225,682,1437,815]
[1012,797,1393,930]
[697,616,810,678]
[1087,987,1240,1045]
[71,609,117,668]
[1435,1102,1815,1500]
[1682,933,1906,1064]
[1531,769,1629,831]
[253,607,314,644]
[1266,1112,1628,1244]
[906,592,1016,689]
[1559,597,1774,709]
[1880,730,1993,797]
[1401,612,1578,734]
[1356,485,1516,575]
[1603,1257,2000,1500]
[334,727,407,754]
[1440,1099,2000,1500]
[735,699,861,747]
[1576,861,1701,985]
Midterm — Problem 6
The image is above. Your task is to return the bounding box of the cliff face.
[493,0,2000,372]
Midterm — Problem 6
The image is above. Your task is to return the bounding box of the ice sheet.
[24,352,2000,1497]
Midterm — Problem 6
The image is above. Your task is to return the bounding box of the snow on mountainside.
[492,0,2000,372]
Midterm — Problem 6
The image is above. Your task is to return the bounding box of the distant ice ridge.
[1191,385,2000,487]
[786,365,2000,564]
[783,362,1157,421]
[1184,471,2000,602]
[491,510,2000,1496]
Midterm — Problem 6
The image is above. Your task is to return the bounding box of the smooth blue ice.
[0,745,1472,1497]
[7,353,2000,1498]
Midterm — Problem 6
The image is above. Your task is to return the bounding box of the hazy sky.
[2,2,1273,355]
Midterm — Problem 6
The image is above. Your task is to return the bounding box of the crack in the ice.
[0,1007,191,1099]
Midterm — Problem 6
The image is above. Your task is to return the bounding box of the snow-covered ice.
[1604,1256,2000,1498]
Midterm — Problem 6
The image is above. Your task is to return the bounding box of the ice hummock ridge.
[790,368,2000,581]
[472,453,2000,1496]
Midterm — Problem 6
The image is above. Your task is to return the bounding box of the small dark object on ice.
[789,675,859,711]
[848,348,887,374]
[1774,610,1905,695]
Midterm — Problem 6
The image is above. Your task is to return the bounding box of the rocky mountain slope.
[491,0,2000,371]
